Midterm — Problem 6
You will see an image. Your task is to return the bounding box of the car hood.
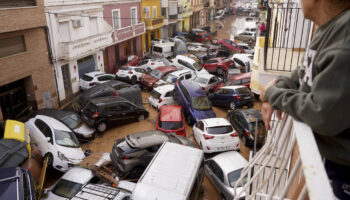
[74,123,95,137]
[143,75,157,84]
[55,145,85,163]
[192,109,216,121]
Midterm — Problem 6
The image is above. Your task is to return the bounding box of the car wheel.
[230,102,236,110]
[131,76,137,85]
[128,166,145,179]
[96,121,107,133]
[138,114,145,121]
[216,67,224,76]
[186,115,192,126]
[43,153,53,167]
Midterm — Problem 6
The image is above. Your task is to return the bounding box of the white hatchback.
[193,118,239,153]
[79,71,115,90]
[26,115,85,172]
[137,58,171,72]
[148,85,176,109]
[116,66,147,84]
[154,69,195,87]
[193,74,222,93]
[171,55,209,75]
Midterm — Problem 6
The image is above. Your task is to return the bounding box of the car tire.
[43,153,53,167]
[230,102,236,110]
[96,121,107,133]
[216,67,224,76]
[138,114,145,121]
[186,115,192,126]
[131,76,137,85]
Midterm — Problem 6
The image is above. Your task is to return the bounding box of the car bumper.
[53,157,82,172]
[110,152,127,176]
[201,140,240,153]
[116,75,131,82]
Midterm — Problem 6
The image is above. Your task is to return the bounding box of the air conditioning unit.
[72,19,84,28]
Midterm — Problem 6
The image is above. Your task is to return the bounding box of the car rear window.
[206,125,233,134]
[81,75,93,81]
[192,96,211,110]
[150,90,161,99]
[52,179,83,198]
[249,122,266,136]
[158,114,183,130]
[193,76,208,84]
[235,87,250,94]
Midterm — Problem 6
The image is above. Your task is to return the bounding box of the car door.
[105,103,126,124]
[222,88,234,107]
[193,121,205,145]
[121,102,139,120]
[34,118,54,155]
[209,88,223,105]
[205,160,227,196]
[204,60,216,72]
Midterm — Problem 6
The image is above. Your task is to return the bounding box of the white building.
[45,0,113,103]
[161,0,181,39]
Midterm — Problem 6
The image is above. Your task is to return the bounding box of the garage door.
[77,55,95,78]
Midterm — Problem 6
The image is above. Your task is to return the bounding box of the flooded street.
[45,15,260,200]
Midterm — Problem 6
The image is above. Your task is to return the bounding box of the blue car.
[209,86,254,109]
[174,80,216,125]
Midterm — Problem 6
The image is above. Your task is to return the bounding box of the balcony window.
[144,7,150,19]
[131,7,137,25]
[0,0,36,8]
[112,10,121,30]
[0,35,26,58]
[153,6,157,19]
[162,8,167,17]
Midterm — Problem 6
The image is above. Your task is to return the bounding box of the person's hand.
[260,79,278,102]
[261,102,282,130]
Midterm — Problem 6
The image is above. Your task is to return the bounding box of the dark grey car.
[110,130,195,178]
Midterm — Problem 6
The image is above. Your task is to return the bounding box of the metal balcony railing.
[264,3,312,72]
[0,0,36,8]
[232,113,334,200]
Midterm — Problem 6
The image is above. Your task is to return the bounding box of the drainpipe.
[43,25,61,108]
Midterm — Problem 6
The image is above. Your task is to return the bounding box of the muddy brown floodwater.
[45,15,262,200]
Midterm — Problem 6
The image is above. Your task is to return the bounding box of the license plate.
[119,74,125,77]
[244,96,251,99]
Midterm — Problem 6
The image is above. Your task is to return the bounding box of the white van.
[152,42,175,58]
[131,142,204,200]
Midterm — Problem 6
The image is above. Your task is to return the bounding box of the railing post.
[264,5,271,69]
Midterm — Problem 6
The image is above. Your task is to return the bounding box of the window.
[131,7,137,25]
[185,74,192,79]
[0,35,26,58]
[165,91,173,97]
[208,77,218,84]
[153,46,163,53]
[153,6,157,18]
[89,17,98,35]
[144,7,150,19]
[1,0,36,7]
[112,10,121,29]
[97,75,114,81]
[210,161,224,183]
[195,121,204,131]
[162,8,167,17]
[34,119,53,142]
[242,78,250,84]
[179,82,191,102]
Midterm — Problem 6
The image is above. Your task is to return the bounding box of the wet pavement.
[44,15,261,200]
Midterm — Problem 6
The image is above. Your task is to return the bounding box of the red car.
[126,55,139,66]
[214,72,251,92]
[156,105,186,137]
[216,39,245,53]
[141,66,178,90]
[194,32,212,43]
[201,57,235,75]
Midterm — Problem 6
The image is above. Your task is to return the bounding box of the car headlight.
[58,151,70,161]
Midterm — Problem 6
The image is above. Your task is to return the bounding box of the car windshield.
[52,179,83,198]
[81,75,93,81]
[206,125,233,134]
[249,122,266,136]
[228,168,247,188]
[193,76,209,84]
[162,73,177,83]
[54,129,80,148]
[193,62,203,71]
[150,90,161,99]
[61,113,82,129]
[150,70,164,79]
[235,87,250,94]
[192,96,211,110]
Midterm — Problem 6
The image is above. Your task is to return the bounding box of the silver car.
[235,31,256,44]
[205,151,248,200]
[110,130,195,179]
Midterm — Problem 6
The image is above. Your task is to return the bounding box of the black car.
[31,109,95,139]
[81,96,149,132]
[72,80,142,113]
[227,108,266,147]
[0,167,36,200]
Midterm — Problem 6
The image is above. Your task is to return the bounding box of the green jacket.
[265,10,350,165]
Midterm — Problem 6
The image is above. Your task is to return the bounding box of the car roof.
[154,84,175,93]
[180,80,205,97]
[34,109,77,120]
[84,71,106,77]
[155,66,178,73]
[153,42,174,47]
[169,69,191,76]
[175,55,196,64]
[210,151,248,174]
[196,73,215,79]
[160,105,182,122]
[233,72,251,80]
[221,85,247,90]
[60,167,94,184]
[89,96,127,105]
[125,131,170,149]
[233,108,262,123]
[202,118,231,127]
[35,115,71,132]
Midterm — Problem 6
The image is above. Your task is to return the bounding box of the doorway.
[61,64,73,100]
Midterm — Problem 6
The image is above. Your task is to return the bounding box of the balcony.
[145,17,164,31]
[114,22,145,42]
[59,32,112,60]
[232,114,333,200]
[192,4,204,12]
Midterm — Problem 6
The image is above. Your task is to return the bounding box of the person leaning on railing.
[259,0,350,199]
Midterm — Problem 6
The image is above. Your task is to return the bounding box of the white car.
[79,71,115,90]
[193,118,240,153]
[154,69,195,87]
[193,74,222,93]
[204,151,248,199]
[231,54,253,72]
[151,39,168,46]
[26,115,85,172]
[171,55,209,75]
[187,42,208,52]
[116,66,147,84]
[237,42,254,54]
[137,58,171,72]
[148,84,176,109]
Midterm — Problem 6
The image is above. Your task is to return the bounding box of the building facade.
[141,0,164,53]
[45,0,112,104]
[0,0,58,121]
[190,0,205,28]
[181,0,193,31]
[160,0,180,39]
[103,0,145,72]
